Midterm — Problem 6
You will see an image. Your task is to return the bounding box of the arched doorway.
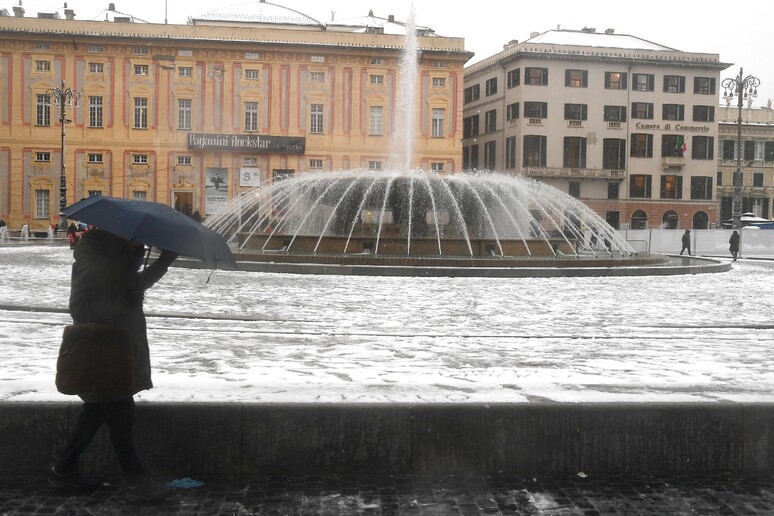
[692,211,709,229]
[662,210,678,229]
[631,209,648,229]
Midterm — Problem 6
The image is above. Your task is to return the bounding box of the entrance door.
[173,191,194,217]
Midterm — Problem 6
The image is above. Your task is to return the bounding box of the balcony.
[662,156,685,169]
[524,167,626,179]
[567,120,583,128]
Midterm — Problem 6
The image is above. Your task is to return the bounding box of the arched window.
[662,210,678,229]
[631,209,648,229]
[692,211,709,229]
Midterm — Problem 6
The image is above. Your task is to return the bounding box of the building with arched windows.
[463,28,730,230]
[0,2,472,232]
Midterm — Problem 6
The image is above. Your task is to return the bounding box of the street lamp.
[46,80,81,230]
[722,68,760,230]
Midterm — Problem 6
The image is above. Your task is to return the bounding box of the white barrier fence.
[619,228,774,258]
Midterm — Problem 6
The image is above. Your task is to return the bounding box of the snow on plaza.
[1,244,773,404]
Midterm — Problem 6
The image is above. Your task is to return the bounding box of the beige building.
[718,103,774,223]
[0,3,471,232]
[463,28,729,230]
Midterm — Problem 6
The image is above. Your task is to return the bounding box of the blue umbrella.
[61,196,237,270]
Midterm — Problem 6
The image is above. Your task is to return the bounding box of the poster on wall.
[240,167,261,187]
[205,167,228,215]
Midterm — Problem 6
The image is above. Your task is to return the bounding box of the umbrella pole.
[143,246,152,270]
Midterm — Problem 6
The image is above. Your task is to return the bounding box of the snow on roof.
[326,10,435,37]
[191,0,322,27]
[525,28,678,51]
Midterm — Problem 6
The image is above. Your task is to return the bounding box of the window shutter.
[676,176,683,199]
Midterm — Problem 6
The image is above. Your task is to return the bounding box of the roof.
[191,0,322,27]
[326,10,435,37]
[525,28,677,51]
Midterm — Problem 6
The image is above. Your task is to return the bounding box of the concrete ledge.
[2,402,771,476]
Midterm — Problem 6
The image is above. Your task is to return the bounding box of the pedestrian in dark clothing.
[729,230,740,261]
[49,229,178,501]
[680,229,691,255]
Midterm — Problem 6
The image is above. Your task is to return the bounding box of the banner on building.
[240,167,262,187]
[205,167,228,215]
[188,133,305,154]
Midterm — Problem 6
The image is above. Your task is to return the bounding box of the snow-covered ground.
[1,244,773,404]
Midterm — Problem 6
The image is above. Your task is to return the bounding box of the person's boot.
[47,466,101,491]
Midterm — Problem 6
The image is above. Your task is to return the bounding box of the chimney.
[388,14,394,22]
[13,4,25,17]
[529,31,539,38]
[605,28,615,34]
[64,5,75,20]
[109,3,115,10]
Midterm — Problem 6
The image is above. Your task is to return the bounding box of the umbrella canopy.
[61,196,237,270]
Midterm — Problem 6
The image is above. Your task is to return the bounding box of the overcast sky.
[11,0,774,106]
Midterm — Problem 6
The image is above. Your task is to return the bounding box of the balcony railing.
[524,167,626,179]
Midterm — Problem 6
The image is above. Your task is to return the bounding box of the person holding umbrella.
[49,228,178,501]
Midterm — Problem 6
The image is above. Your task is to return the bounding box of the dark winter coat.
[68,229,177,401]
[681,232,691,247]
[729,232,740,253]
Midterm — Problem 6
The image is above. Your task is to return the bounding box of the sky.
[2,243,774,404]
[61,0,774,107]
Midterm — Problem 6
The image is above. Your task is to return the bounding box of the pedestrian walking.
[729,230,740,261]
[679,229,691,256]
[21,223,29,242]
[49,229,178,501]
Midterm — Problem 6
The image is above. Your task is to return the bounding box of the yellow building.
[0,3,471,231]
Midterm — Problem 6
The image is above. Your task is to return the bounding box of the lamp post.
[46,80,81,230]
[722,68,760,230]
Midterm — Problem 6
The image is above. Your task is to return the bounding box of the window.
[484,141,496,169]
[660,175,682,199]
[431,162,444,172]
[485,77,497,96]
[370,75,384,85]
[744,141,756,161]
[691,176,713,200]
[310,56,325,63]
[178,50,193,57]
[178,66,193,77]
[662,135,686,157]
[35,152,51,162]
[569,181,580,198]
[505,136,516,169]
[245,52,261,60]
[766,142,774,161]
[564,104,587,121]
[631,102,654,119]
[87,153,103,163]
[309,159,323,169]
[133,154,148,164]
[133,48,149,55]
[369,106,383,135]
[133,97,148,129]
[524,102,547,119]
[691,136,714,160]
[35,190,50,219]
[431,108,445,137]
[693,106,714,122]
[88,62,104,74]
[368,161,382,170]
[244,102,259,131]
[87,190,102,197]
[244,157,258,167]
[605,72,627,90]
[310,104,324,134]
[177,155,192,166]
[603,139,626,169]
[663,75,686,93]
[134,64,149,76]
[523,135,547,167]
[484,109,496,133]
[629,174,652,198]
[608,182,620,200]
[88,96,103,128]
[694,77,716,95]
[178,99,192,130]
[506,103,519,121]
[35,60,50,72]
[753,172,764,187]
[565,69,588,88]
[722,140,735,160]
[87,46,104,53]
[604,106,627,122]
[717,171,723,186]
[132,191,147,201]
[630,134,653,158]
[632,73,654,92]
[370,58,383,65]
[431,61,446,68]
[506,68,520,88]
[563,137,586,168]
[36,94,51,126]
[432,77,446,88]
[245,69,261,80]
[463,115,479,138]
[525,67,548,86]
[464,144,479,169]
[463,84,480,103]
[662,104,684,121]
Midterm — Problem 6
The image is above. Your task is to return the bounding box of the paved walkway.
[2,473,774,515]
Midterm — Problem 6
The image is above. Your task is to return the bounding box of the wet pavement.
[2,473,774,515]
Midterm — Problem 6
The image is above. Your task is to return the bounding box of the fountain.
[203,6,670,275]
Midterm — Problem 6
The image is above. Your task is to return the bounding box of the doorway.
[173,191,194,217]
